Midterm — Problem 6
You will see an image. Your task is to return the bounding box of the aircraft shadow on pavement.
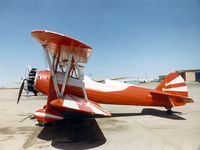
[95,108,185,120]
[36,108,184,149]
[37,113,106,150]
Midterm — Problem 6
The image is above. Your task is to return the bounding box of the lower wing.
[50,94,111,116]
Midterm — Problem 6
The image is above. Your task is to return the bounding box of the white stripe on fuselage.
[84,76,132,92]
[56,73,134,92]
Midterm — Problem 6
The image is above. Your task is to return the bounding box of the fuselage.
[35,70,166,107]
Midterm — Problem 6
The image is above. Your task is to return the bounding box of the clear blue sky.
[0,0,200,87]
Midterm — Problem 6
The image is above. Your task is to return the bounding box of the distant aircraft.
[93,76,130,83]
[93,76,155,84]
[17,30,194,125]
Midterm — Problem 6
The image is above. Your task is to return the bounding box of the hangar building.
[176,69,200,82]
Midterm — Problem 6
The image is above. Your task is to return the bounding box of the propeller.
[17,79,27,104]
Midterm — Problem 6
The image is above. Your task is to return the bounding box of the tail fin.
[156,72,188,97]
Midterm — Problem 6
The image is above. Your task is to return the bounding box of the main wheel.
[33,90,38,96]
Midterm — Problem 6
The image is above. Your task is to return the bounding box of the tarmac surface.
[0,82,200,150]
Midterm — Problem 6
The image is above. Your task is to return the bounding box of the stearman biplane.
[17,30,194,124]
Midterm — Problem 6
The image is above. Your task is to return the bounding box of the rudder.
[156,72,188,97]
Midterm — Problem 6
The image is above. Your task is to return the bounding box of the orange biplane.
[17,30,193,124]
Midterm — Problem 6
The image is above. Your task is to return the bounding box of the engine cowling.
[35,70,50,95]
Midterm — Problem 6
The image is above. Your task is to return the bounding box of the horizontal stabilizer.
[168,94,193,103]
[151,90,193,107]
[51,94,111,116]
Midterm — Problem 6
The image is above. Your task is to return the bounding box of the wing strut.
[43,46,62,98]
[60,54,72,96]
[43,45,89,101]
[73,53,88,102]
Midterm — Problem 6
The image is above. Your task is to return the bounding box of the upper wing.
[50,94,111,116]
[31,30,93,64]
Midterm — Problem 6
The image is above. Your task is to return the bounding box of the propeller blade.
[17,79,26,104]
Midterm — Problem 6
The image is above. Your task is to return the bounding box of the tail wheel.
[166,109,173,115]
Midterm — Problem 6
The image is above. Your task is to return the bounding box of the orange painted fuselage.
[35,70,180,108]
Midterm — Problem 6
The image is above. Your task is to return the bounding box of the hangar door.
[195,72,200,82]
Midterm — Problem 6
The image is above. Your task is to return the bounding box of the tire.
[166,109,173,115]
[33,91,38,96]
